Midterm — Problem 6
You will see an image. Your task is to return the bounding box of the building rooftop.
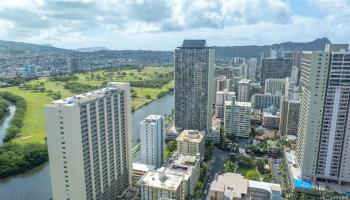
[47,82,128,106]
[180,40,207,48]
[238,79,251,84]
[133,162,155,173]
[248,180,282,193]
[263,112,279,118]
[235,101,251,107]
[140,115,163,124]
[137,170,184,191]
[162,153,200,180]
[176,130,205,143]
[209,173,248,199]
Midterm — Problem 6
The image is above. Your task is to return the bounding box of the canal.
[0,93,174,200]
[0,104,16,144]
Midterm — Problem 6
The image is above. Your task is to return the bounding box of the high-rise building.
[296,44,350,183]
[264,78,286,95]
[226,97,251,138]
[174,40,215,132]
[215,75,231,92]
[45,82,132,200]
[251,93,281,110]
[239,63,249,79]
[224,100,233,136]
[215,90,235,118]
[176,130,205,159]
[247,58,258,81]
[67,57,80,72]
[279,99,300,136]
[285,77,299,101]
[260,58,292,86]
[140,115,165,168]
[238,79,250,102]
[291,66,299,84]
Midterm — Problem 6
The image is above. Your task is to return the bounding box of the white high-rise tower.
[140,115,165,168]
[45,82,132,200]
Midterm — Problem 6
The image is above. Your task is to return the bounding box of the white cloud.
[0,0,348,49]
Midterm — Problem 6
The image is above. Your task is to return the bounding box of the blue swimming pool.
[294,179,313,190]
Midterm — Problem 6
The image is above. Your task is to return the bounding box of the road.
[272,159,281,183]
[202,147,227,200]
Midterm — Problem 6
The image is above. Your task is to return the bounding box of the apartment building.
[45,82,132,200]
[176,130,205,159]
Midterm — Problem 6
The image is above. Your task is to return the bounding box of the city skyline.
[0,0,349,50]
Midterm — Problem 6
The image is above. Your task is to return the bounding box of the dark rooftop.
[180,40,207,48]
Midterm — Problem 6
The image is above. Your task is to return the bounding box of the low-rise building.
[248,180,282,200]
[262,112,280,130]
[162,153,200,197]
[176,130,205,159]
[132,162,155,184]
[207,173,248,200]
[207,173,282,200]
[138,170,185,200]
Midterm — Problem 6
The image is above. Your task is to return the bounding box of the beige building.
[45,82,132,200]
[176,130,205,159]
[138,170,185,200]
[161,153,200,197]
[207,173,248,200]
[207,173,282,200]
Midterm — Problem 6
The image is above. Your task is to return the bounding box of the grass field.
[0,66,174,145]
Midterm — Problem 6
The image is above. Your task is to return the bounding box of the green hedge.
[0,92,27,142]
[0,143,48,178]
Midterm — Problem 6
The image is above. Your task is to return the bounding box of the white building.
[225,97,251,138]
[138,170,185,200]
[285,77,299,101]
[45,82,132,200]
[264,78,286,95]
[140,115,165,168]
[215,90,235,118]
[291,65,299,83]
[232,100,252,138]
[238,79,251,102]
[296,44,350,184]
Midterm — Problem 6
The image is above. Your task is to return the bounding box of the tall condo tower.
[45,82,132,200]
[296,44,350,184]
[140,115,165,168]
[174,40,215,132]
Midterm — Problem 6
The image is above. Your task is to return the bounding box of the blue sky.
[0,0,349,50]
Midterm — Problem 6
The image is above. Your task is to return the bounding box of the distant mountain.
[214,37,332,58]
[42,43,54,47]
[0,40,71,53]
[76,47,109,52]
[0,37,332,60]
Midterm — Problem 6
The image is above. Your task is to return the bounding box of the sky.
[0,0,349,50]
